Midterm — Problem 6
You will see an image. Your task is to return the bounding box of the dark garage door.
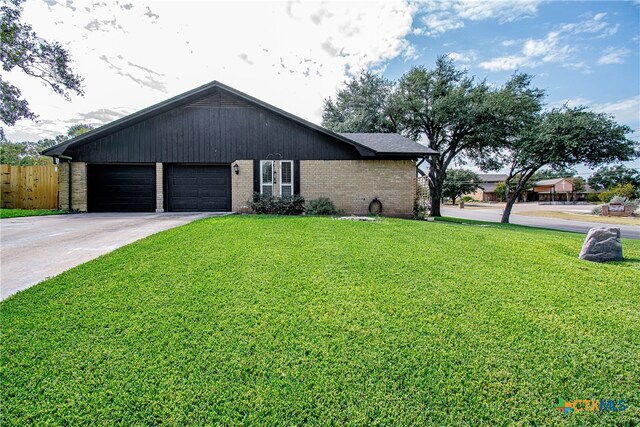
[166,165,231,212]
[87,164,156,212]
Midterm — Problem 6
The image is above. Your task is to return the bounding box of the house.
[533,178,573,202]
[470,174,508,202]
[532,178,598,202]
[43,81,435,216]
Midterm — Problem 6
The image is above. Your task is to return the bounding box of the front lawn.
[1,216,638,425]
[0,208,67,218]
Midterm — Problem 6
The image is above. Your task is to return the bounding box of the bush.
[599,183,638,202]
[591,206,602,216]
[306,197,337,216]
[586,193,601,203]
[249,193,305,215]
[462,196,474,202]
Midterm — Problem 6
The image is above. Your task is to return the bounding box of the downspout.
[58,155,73,210]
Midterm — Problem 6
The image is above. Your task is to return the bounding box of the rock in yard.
[579,227,623,262]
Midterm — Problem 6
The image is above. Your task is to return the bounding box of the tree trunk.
[501,194,518,223]
[428,177,444,217]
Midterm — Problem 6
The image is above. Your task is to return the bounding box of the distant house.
[532,178,599,202]
[533,178,574,202]
[470,174,508,202]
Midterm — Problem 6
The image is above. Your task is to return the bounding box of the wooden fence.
[1,164,59,209]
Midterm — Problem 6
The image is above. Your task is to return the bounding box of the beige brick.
[155,163,164,212]
[300,160,416,217]
[58,162,87,211]
[231,160,254,212]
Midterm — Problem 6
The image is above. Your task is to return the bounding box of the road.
[441,205,639,239]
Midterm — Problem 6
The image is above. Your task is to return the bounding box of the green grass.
[2,216,639,425]
[0,208,67,218]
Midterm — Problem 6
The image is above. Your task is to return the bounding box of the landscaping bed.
[1,216,639,425]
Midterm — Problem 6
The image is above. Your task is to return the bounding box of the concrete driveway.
[1,212,222,300]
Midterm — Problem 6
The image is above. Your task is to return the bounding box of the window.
[260,160,274,196]
[280,160,293,197]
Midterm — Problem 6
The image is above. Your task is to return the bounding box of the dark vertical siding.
[69,89,361,162]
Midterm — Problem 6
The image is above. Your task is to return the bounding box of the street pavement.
[441,205,639,239]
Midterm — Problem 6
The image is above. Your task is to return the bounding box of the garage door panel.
[166,165,231,212]
[88,165,155,212]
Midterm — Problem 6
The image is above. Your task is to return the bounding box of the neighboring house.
[532,178,574,202]
[470,174,508,202]
[532,178,598,202]
[43,81,435,216]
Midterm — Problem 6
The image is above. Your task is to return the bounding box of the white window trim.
[260,160,274,196]
[280,160,294,197]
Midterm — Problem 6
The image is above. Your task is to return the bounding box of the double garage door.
[87,164,230,212]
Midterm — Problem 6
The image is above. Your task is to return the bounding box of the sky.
[5,0,640,172]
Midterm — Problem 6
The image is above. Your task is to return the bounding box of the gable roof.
[534,178,571,186]
[478,174,508,182]
[43,81,435,159]
[339,133,435,156]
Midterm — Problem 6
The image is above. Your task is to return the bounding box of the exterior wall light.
[233,163,240,175]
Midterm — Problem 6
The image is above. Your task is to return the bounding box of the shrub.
[462,196,474,202]
[599,183,638,202]
[586,193,601,203]
[249,193,305,215]
[306,197,337,216]
[413,199,427,220]
[591,206,602,216]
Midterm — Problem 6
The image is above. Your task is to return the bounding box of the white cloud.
[480,13,619,72]
[478,55,535,72]
[597,47,631,65]
[414,0,541,37]
[7,0,416,140]
[447,50,478,63]
[420,13,464,36]
[454,0,540,23]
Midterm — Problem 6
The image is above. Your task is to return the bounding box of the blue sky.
[387,1,639,115]
[6,0,639,171]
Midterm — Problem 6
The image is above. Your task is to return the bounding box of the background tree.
[322,71,396,133]
[599,183,638,201]
[442,169,482,204]
[0,0,83,137]
[493,182,506,202]
[570,176,586,200]
[588,164,640,191]
[493,106,637,223]
[389,57,529,216]
[0,123,92,165]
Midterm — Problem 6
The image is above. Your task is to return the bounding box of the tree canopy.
[322,71,396,133]
[588,164,640,191]
[0,123,92,165]
[442,169,482,204]
[493,106,637,222]
[0,0,83,137]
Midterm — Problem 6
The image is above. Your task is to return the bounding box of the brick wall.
[58,162,87,211]
[300,160,416,216]
[231,160,254,212]
[155,163,164,212]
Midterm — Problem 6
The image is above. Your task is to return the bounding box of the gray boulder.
[579,227,623,262]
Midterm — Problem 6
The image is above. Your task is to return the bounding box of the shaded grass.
[1,216,639,425]
[0,208,67,218]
